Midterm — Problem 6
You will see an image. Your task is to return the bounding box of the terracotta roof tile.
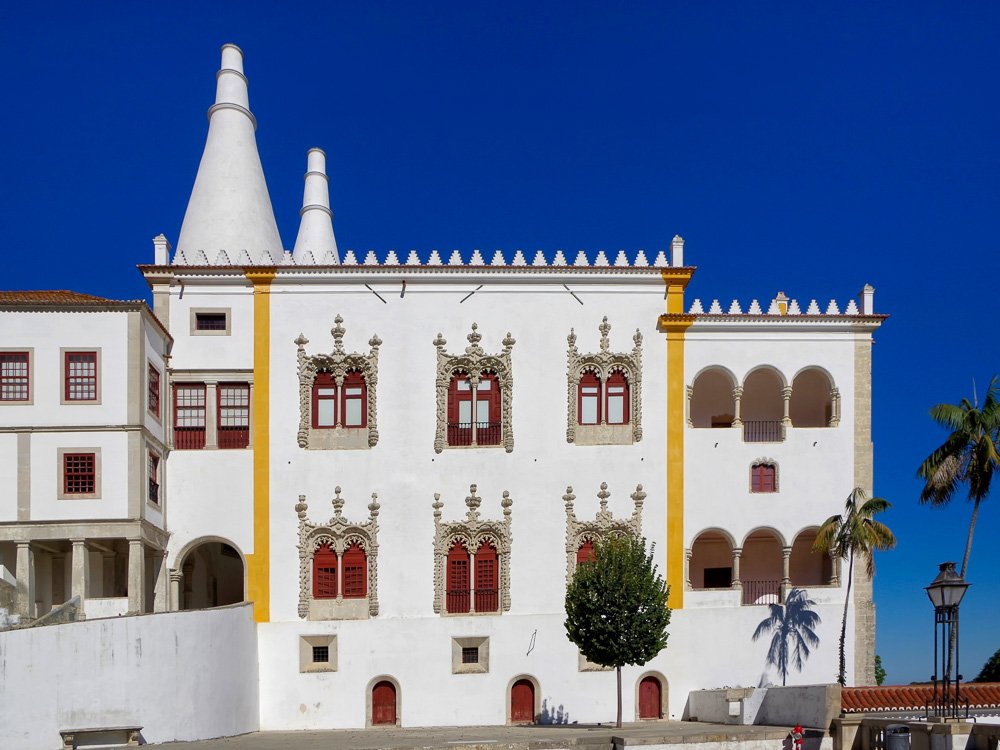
[0,290,132,305]
[842,684,1000,713]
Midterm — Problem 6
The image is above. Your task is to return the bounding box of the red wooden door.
[510,679,535,724]
[372,680,396,725]
[638,676,661,719]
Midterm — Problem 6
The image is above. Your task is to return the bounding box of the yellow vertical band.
[246,269,275,622]
[660,269,694,610]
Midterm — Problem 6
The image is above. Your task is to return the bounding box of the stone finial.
[433,333,447,350]
[294,333,309,349]
[295,495,309,520]
[331,315,346,353]
[597,482,610,513]
[465,484,482,521]
[502,490,512,521]
[368,492,380,520]
[466,323,483,354]
[153,234,172,265]
[631,484,646,523]
[567,328,577,349]
[502,332,516,353]
[671,235,685,267]
[369,333,382,351]
[563,486,576,515]
[860,284,875,315]
[633,328,642,350]
[332,486,345,518]
[599,317,611,352]
[432,493,443,523]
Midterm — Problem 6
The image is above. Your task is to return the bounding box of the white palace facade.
[0,45,887,743]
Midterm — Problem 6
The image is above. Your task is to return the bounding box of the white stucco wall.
[0,604,259,750]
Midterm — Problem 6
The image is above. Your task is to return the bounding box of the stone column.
[15,541,35,619]
[830,388,841,426]
[731,547,742,589]
[830,553,841,587]
[781,546,792,601]
[336,550,344,602]
[732,386,743,428]
[685,385,694,427]
[128,539,145,614]
[468,551,477,613]
[169,569,183,611]
[205,381,219,449]
[684,549,692,590]
[781,386,793,427]
[70,539,90,615]
[153,549,169,612]
[469,375,479,447]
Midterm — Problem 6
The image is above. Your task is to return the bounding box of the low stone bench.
[59,725,142,748]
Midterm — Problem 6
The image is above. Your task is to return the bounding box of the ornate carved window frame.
[432,484,513,615]
[563,482,646,584]
[296,487,381,619]
[433,323,516,453]
[295,315,381,450]
[749,457,779,493]
[566,317,643,445]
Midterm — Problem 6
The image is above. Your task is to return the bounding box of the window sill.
[305,426,371,450]
[572,424,633,446]
[307,597,370,621]
[440,610,502,617]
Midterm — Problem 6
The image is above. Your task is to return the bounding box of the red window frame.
[218,383,250,449]
[340,370,367,428]
[312,372,337,428]
[148,452,160,504]
[64,351,98,401]
[147,364,161,417]
[605,371,629,425]
[577,371,601,425]
[0,352,30,401]
[342,543,367,598]
[173,383,207,450]
[63,452,96,495]
[446,541,470,613]
[751,463,777,493]
[576,540,597,566]
[475,541,499,612]
[447,373,473,446]
[313,543,338,598]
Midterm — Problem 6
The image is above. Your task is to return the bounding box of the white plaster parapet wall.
[0,605,259,750]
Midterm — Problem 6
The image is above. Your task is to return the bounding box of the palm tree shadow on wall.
[539,697,571,725]
[752,588,821,686]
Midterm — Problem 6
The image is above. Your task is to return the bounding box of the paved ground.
[150,721,798,750]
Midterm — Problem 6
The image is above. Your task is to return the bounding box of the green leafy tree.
[917,376,1000,580]
[974,648,1000,683]
[564,535,671,727]
[813,487,896,686]
[751,588,821,686]
[874,655,886,685]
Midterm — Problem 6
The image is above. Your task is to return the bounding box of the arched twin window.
[445,540,500,614]
[312,370,367,429]
[447,372,501,446]
[750,462,777,493]
[312,542,368,599]
[577,371,629,426]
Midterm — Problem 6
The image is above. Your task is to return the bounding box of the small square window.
[196,313,227,330]
[451,636,489,674]
[191,309,232,336]
[312,645,329,663]
[462,647,479,664]
[58,448,101,500]
[299,635,337,673]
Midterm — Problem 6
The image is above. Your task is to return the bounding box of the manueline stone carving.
[295,315,381,449]
[296,487,381,619]
[432,485,513,614]
[433,323,516,453]
[563,482,645,583]
[566,317,643,444]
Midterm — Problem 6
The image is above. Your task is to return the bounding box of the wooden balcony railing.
[743,420,784,443]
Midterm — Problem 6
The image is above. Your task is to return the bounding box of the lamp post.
[925,561,970,720]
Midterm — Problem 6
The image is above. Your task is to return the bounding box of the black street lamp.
[925,562,970,720]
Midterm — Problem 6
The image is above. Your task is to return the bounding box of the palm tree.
[917,376,1000,580]
[813,487,896,686]
[752,588,821,686]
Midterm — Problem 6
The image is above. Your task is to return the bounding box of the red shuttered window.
[341,371,367,427]
[605,371,629,425]
[218,384,250,449]
[312,372,337,428]
[147,364,160,417]
[0,352,30,401]
[65,351,97,401]
[475,541,499,612]
[751,463,777,493]
[174,384,207,449]
[447,372,501,447]
[446,542,470,613]
[342,543,367,598]
[576,540,596,566]
[64,453,96,495]
[578,372,601,425]
[313,543,338,598]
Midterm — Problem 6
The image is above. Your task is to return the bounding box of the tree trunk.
[839,552,854,687]
[616,665,623,728]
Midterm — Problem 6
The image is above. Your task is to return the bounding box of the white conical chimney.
[292,148,339,264]
[176,44,283,264]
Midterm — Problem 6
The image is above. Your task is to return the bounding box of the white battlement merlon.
[671,234,685,266]
[860,284,875,315]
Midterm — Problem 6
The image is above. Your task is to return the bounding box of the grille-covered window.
[64,453,96,495]
[65,352,97,401]
[312,645,329,663]
[0,352,29,401]
[195,312,228,331]
[461,647,479,664]
[147,364,160,417]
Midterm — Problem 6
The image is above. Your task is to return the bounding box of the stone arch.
[635,670,669,720]
[506,674,541,725]
[740,527,784,605]
[689,366,738,428]
[740,366,785,423]
[789,526,833,586]
[366,674,401,727]
[689,529,735,590]
[174,536,245,610]
[790,366,837,427]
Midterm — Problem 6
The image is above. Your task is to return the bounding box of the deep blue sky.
[1,3,996,685]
